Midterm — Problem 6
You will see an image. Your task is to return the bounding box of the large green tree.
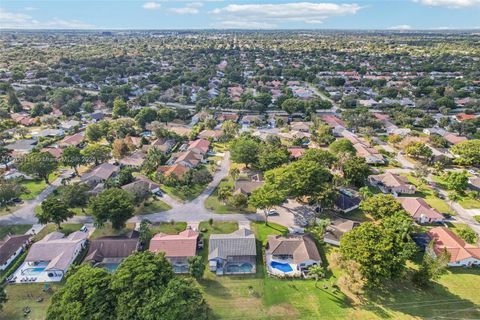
[359,194,405,220]
[341,156,371,187]
[329,138,356,156]
[230,136,260,168]
[450,139,480,166]
[340,213,416,286]
[249,183,286,224]
[38,197,74,229]
[88,188,134,229]
[19,151,58,183]
[47,265,115,320]
[61,146,84,174]
[82,144,111,165]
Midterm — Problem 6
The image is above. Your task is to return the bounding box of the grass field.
[162,184,206,201]
[33,223,82,241]
[20,173,59,200]
[0,283,63,320]
[90,223,136,239]
[135,199,172,215]
[149,221,187,235]
[0,224,32,238]
[405,174,455,214]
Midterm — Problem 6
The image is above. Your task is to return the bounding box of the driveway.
[0,169,74,225]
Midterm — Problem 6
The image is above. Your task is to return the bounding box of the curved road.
[0,152,267,227]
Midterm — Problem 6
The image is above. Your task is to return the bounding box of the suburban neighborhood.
[0,27,479,320]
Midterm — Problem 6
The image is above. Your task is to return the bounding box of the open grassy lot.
[20,173,59,200]
[162,183,206,202]
[33,223,82,241]
[0,224,32,238]
[205,178,256,214]
[135,198,172,215]
[149,221,187,235]
[89,223,136,239]
[458,198,480,209]
[1,283,63,320]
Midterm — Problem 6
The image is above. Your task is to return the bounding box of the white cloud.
[211,2,362,28]
[413,0,480,8]
[212,20,276,29]
[170,2,203,14]
[0,8,94,29]
[23,6,36,11]
[142,2,162,10]
[389,24,412,30]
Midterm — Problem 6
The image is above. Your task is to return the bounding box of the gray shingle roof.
[208,229,256,260]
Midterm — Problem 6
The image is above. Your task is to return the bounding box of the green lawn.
[458,198,480,209]
[405,174,455,214]
[34,205,85,216]
[198,221,239,237]
[33,223,82,241]
[20,173,59,200]
[204,178,256,214]
[446,222,478,244]
[162,183,206,201]
[250,221,288,244]
[0,224,32,238]
[1,283,63,320]
[90,223,136,240]
[149,222,187,235]
[135,199,172,215]
[0,204,21,217]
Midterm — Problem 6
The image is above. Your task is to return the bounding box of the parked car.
[80,225,88,233]
[266,210,279,216]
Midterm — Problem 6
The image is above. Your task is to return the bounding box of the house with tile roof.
[188,139,211,155]
[0,234,32,271]
[149,229,199,273]
[18,231,87,282]
[84,231,139,271]
[427,227,480,267]
[81,163,120,187]
[208,228,256,275]
[368,172,416,195]
[266,234,321,277]
[398,197,444,224]
[324,218,360,246]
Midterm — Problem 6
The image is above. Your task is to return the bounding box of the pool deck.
[266,256,301,277]
[9,262,64,284]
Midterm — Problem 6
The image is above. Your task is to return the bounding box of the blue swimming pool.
[270,261,293,273]
[23,267,46,275]
[98,263,120,272]
[225,263,253,273]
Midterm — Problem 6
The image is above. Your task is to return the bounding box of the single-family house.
[84,231,139,272]
[198,130,224,141]
[290,122,312,132]
[59,120,80,131]
[5,139,37,154]
[334,191,361,213]
[353,143,385,164]
[0,234,31,271]
[149,229,199,273]
[119,151,146,168]
[157,163,189,179]
[188,139,211,155]
[234,179,264,196]
[60,133,85,148]
[323,218,359,246]
[41,147,63,160]
[288,147,306,159]
[368,172,416,195]
[81,163,120,187]
[468,177,480,192]
[17,231,88,282]
[208,228,256,275]
[426,227,480,267]
[241,115,262,126]
[266,234,321,277]
[398,197,444,224]
[216,113,239,123]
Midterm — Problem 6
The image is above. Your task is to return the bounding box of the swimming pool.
[23,267,46,275]
[225,263,253,273]
[270,261,293,273]
[98,263,120,272]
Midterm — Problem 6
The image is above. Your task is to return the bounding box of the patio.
[9,261,64,284]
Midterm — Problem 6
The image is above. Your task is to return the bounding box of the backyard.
[0,224,32,238]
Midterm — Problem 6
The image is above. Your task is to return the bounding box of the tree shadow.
[361,273,480,319]
[198,278,232,298]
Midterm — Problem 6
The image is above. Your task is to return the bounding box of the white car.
[266,210,279,216]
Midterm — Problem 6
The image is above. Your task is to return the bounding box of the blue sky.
[1,0,479,30]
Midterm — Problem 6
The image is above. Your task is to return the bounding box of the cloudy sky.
[1,0,479,30]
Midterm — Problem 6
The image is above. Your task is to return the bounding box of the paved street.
[0,169,74,225]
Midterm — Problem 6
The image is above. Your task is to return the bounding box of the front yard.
[135,199,172,215]
[204,178,256,214]
[405,174,455,214]
[162,184,206,202]
[0,224,32,238]
[19,173,59,200]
